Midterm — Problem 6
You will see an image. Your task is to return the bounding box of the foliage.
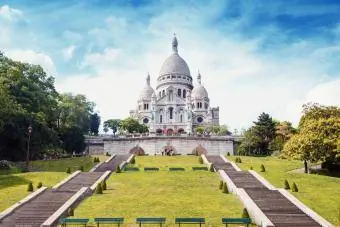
[118,117,149,134]
[68,207,74,216]
[209,163,215,172]
[116,165,121,173]
[27,182,33,192]
[235,157,242,163]
[260,164,265,172]
[284,179,290,190]
[219,180,223,190]
[222,182,229,194]
[195,126,204,134]
[94,157,100,163]
[249,166,253,170]
[283,103,340,170]
[103,119,121,136]
[89,113,101,136]
[0,160,11,169]
[242,208,250,218]
[66,167,71,174]
[101,180,107,190]
[130,156,135,164]
[227,152,230,156]
[78,165,84,172]
[198,156,203,164]
[292,182,298,192]
[95,183,103,194]
[37,182,43,189]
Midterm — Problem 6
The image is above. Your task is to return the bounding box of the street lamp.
[25,125,32,171]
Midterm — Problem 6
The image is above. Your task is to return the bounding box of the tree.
[104,119,122,136]
[103,126,109,135]
[119,117,149,134]
[195,126,204,135]
[253,112,276,155]
[89,113,101,136]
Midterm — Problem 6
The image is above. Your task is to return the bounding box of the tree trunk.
[304,160,308,173]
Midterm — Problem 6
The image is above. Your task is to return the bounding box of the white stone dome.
[159,53,191,76]
[139,85,155,100]
[192,84,208,99]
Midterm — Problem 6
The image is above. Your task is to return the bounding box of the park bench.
[144,167,159,172]
[192,167,208,171]
[222,218,251,226]
[60,218,89,227]
[124,167,140,171]
[136,217,166,226]
[94,217,124,227]
[175,218,205,226]
[169,167,185,171]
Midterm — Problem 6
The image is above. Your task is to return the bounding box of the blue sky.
[1,0,340,131]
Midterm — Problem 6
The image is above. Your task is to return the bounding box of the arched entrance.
[129,146,145,156]
[156,129,163,134]
[166,128,174,135]
[162,145,176,156]
[192,145,207,156]
[177,128,185,134]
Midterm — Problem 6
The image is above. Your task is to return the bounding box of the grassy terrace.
[0,155,105,212]
[233,156,340,225]
[74,156,244,226]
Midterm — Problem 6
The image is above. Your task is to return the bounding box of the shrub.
[78,165,84,172]
[222,182,229,194]
[227,152,230,156]
[37,182,43,189]
[260,164,266,172]
[235,157,242,163]
[219,180,223,190]
[209,164,215,172]
[27,182,33,192]
[93,157,99,163]
[242,208,250,218]
[292,182,298,192]
[198,156,203,164]
[116,165,121,173]
[106,152,111,156]
[130,156,135,164]
[68,207,74,216]
[250,166,253,170]
[95,183,103,194]
[0,160,11,169]
[66,167,71,174]
[101,180,107,190]
[284,179,290,190]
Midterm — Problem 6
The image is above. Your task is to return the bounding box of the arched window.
[180,114,183,123]
[205,103,208,109]
[183,90,186,98]
[200,102,202,108]
[197,102,199,108]
[160,115,162,123]
[169,107,173,119]
[162,90,165,97]
[178,89,181,97]
[159,91,161,97]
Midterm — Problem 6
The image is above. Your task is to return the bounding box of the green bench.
[175,218,205,226]
[144,167,159,172]
[192,167,208,171]
[169,167,185,171]
[94,217,124,227]
[60,218,89,227]
[222,218,251,226]
[124,167,140,171]
[136,217,166,226]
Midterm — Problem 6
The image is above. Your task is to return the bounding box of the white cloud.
[0,5,22,21]
[62,45,76,61]
[82,48,120,70]
[6,49,56,75]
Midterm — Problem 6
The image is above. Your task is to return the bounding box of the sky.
[1,0,340,132]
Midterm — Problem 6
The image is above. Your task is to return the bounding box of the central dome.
[159,53,191,76]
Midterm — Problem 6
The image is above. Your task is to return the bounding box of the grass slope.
[74,156,244,226]
[233,156,340,225]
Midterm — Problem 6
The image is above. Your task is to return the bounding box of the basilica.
[129,35,220,135]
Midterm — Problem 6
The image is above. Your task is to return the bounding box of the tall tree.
[89,113,101,136]
[104,119,121,136]
[253,112,276,155]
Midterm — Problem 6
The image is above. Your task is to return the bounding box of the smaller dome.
[139,85,155,100]
[191,85,208,99]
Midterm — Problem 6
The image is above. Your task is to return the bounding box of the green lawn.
[232,156,340,225]
[74,156,245,226]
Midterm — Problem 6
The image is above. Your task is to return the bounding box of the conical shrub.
[260,164,266,172]
[68,207,74,216]
[292,182,298,192]
[27,182,33,192]
[37,182,43,189]
[116,165,121,173]
[284,179,290,190]
[250,166,253,170]
[101,180,107,190]
[209,164,215,172]
[198,156,203,164]
[222,183,229,194]
[66,167,71,174]
[242,208,250,218]
[219,180,223,190]
[95,183,103,194]
[130,156,135,164]
[78,165,84,171]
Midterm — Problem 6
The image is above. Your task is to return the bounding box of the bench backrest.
[222,218,251,224]
[192,167,208,171]
[61,218,89,224]
[175,218,205,223]
[124,167,139,171]
[144,167,159,171]
[94,217,124,223]
[136,217,165,223]
[169,167,185,171]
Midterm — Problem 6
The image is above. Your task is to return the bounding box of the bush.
[209,164,215,172]
[219,180,223,190]
[235,157,242,163]
[250,166,253,170]
[78,165,84,172]
[93,157,100,163]
[95,183,103,194]
[227,152,230,156]
[37,182,43,189]
[284,179,290,190]
[198,156,203,164]
[116,165,121,173]
[292,182,298,192]
[101,180,107,190]
[130,156,135,164]
[260,164,266,172]
[0,160,11,169]
[222,182,229,194]
[66,167,71,174]
[242,208,250,218]
[106,152,111,156]
[68,207,74,216]
[27,182,33,192]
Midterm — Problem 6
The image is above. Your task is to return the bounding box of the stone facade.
[103,136,233,155]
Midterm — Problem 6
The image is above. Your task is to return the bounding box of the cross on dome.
[172,33,178,53]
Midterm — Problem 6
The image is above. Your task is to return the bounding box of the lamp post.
[25,125,32,171]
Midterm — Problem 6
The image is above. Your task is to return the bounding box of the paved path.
[0,155,129,227]
[206,155,321,227]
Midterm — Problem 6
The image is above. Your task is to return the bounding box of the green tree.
[253,112,276,155]
[89,113,101,136]
[104,119,121,136]
[195,126,204,135]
